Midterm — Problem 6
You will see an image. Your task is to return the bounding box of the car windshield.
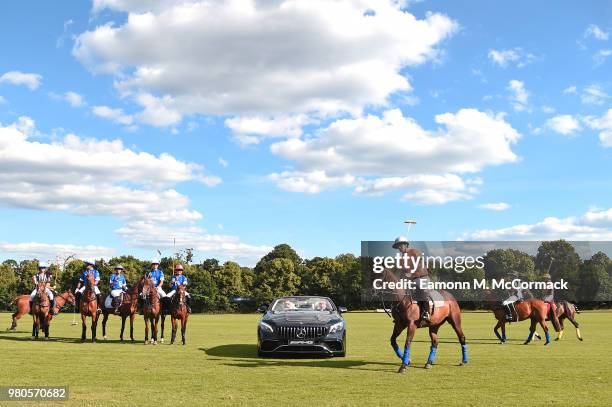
[271,297,334,312]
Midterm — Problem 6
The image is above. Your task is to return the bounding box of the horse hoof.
[555,338,560,341]
[544,342,550,346]
[31,336,35,340]
[424,363,432,369]
[160,338,164,344]
[397,365,407,374]
[578,338,584,342]
[170,341,174,345]
[44,337,49,341]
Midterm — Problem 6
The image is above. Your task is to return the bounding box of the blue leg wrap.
[402,347,411,365]
[461,344,468,363]
[502,334,507,342]
[526,331,534,343]
[427,346,437,365]
[545,331,550,343]
[392,342,403,359]
[494,330,503,341]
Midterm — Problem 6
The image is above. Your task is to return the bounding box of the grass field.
[0,311,611,407]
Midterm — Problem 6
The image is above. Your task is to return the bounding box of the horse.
[79,273,100,343]
[141,277,161,345]
[486,290,551,345]
[7,291,75,331]
[31,282,51,340]
[101,280,143,342]
[539,300,583,341]
[382,269,468,373]
[164,285,189,345]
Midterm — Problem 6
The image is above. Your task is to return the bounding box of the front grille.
[277,325,329,339]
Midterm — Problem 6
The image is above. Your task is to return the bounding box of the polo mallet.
[404,220,417,238]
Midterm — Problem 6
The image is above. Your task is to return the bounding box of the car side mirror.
[257,304,269,313]
[338,306,348,313]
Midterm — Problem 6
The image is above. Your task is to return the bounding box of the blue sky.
[0,0,611,265]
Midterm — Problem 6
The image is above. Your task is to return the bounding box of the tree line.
[0,240,611,312]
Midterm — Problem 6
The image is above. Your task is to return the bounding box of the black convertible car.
[257,296,347,357]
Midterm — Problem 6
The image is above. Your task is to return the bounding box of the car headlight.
[259,321,274,333]
[328,321,344,334]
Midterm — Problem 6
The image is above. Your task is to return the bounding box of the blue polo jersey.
[171,274,188,290]
[79,269,100,284]
[110,273,126,290]
[147,269,164,287]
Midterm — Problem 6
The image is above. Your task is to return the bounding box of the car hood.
[264,311,340,325]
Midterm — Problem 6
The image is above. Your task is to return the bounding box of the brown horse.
[382,270,468,373]
[7,291,75,331]
[537,301,583,341]
[141,277,161,345]
[167,285,189,345]
[101,280,143,342]
[487,292,551,345]
[80,273,99,343]
[31,283,51,340]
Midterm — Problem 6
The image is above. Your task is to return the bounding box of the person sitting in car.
[314,300,331,311]
[282,299,297,310]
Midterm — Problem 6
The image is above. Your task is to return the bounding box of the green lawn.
[0,311,611,407]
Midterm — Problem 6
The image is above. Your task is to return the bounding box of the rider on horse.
[75,259,103,314]
[392,236,432,322]
[109,264,128,314]
[139,259,166,311]
[502,271,525,321]
[29,261,56,315]
[541,273,561,330]
[166,264,192,313]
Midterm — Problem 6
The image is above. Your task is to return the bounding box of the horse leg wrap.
[427,346,437,365]
[402,347,411,365]
[576,328,582,339]
[557,330,564,340]
[391,342,403,359]
[526,331,534,343]
[545,331,550,343]
[494,330,503,342]
[461,344,468,363]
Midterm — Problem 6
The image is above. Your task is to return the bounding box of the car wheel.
[337,332,346,357]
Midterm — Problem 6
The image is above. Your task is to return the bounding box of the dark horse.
[80,273,99,343]
[101,280,143,342]
[31,282,51,340]
[141,277,161,345]
[161,285,190,345]
[486,291,551,345]
[382,270,468,373]
[8,291,74,331]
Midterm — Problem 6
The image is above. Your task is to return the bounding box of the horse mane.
[380,268,407,301]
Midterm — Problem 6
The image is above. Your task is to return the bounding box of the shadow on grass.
[0,334,140,344]
[201,344,465,372]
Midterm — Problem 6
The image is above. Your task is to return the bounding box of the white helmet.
[392,236,409,249]
[150,258,160,265]
[38,261,49,269]
[84,258,96,266]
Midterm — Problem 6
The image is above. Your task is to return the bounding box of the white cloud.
[464,207,612,240]
[269,108,520,203]
[581,84,609,105]
[584,24,609,41]
[226,114,314,145]
[545,114,581,136]
[92,105,134,125]
[64,91,85,107]
[478,202,510,211]
[507,80,529,111]
[584,108,612,147]
[0,71,42,90]
[75,0,457,128]
[488,48,536,68]
[0,241,115,261]
[593,49,611,65]
[0,117,219,223]
[218,157,228,168]
[563,85,577,94]
[134,93,181,127]
[116,221,271,265]
[0,95,6,104]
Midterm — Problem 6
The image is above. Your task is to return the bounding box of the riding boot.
[75,292,81,311]
[138,296,144,315]
[186,296,192,314]
[505,305,513,322]
[418,301,430,321]
[96,294,103,314]
[28,300,34,315]
[50,298,57,315]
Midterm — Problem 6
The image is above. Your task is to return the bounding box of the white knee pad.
[46,289,54,300]
[94,286,101,295]
[30,290,37,300]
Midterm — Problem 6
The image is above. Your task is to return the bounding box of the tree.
[482,249,535,280]
[535,240,580,301]
[254,244,302,275]
[212,261,247,310]
[253,258,301,303]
